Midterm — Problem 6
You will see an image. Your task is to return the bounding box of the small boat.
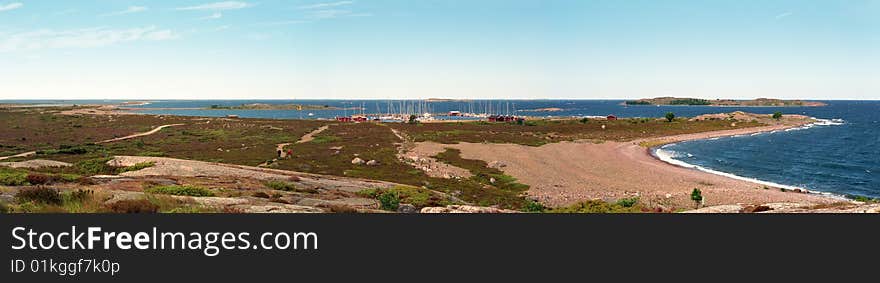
[308,113,314,116]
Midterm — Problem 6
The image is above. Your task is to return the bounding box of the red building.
[606,115,618,121]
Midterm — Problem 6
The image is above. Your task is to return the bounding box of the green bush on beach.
[773,111,783,120]
[549,200,642,213]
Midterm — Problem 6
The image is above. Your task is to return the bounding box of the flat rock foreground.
[0,105,876,213]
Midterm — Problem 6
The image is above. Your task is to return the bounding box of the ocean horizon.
[3,99,875,199]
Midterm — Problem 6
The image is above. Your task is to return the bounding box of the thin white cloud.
[176,1,253,11]
[102,6,148,17]
[200,12,223,20]
[307,9,353,19]
[0,2,23,12]
[254,20,309,26]
[53,9,79,16]
[0,26,179,52]
[775,12,793,20]
[298,1,354,10]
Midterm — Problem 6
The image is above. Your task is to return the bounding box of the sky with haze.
[1,0,878,100]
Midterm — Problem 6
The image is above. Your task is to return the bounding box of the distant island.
[207,103,351,110]
[624,97,826,107]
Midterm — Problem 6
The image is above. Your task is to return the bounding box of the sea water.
[4,99,877,198]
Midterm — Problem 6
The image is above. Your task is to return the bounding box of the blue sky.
[1,0,877,100]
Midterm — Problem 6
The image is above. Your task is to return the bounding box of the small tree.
[665,112,676,122]
[378,191,400,211]
[407,114,419,124]
[690,188,703,208]
[579,117,590,124]
[772,111,783,120]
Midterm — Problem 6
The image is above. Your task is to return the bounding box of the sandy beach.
[408,118,838,209]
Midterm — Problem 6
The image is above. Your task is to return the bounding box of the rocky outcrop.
[420,205,520,213]
[683,202,880,213]
[0,159,72,169]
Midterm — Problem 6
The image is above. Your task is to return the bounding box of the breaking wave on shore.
[652,119,848,199]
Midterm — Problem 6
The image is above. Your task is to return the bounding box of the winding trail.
[0,151,36,161]
[96,124,185,144]
[296,125,330,144]
[274,125,331,159]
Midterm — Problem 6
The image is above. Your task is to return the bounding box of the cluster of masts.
[335,100,521,122]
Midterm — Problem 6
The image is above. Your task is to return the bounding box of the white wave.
[652,148,846,199]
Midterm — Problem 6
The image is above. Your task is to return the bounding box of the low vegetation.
[16,186,63,205]
[691,188,703,208]
[144,185,215,197]
[377,191,400,211]
[358,185,452,208]
[118,161,156,173]
[0,168,28,186]
[548,200,643,213]
[264,180,297,191]
[105,199,160,213]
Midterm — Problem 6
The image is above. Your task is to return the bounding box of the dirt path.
[271,125,331,159]
[0,151,36,161]
[297,125,330,144]
[97,124,185,144]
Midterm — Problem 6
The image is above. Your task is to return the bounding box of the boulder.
[397,204,417,213]
[487,161,506,169]
[366,160,380,166]
[351,157,365,165]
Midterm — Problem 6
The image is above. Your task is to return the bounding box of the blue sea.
[3,99,877,198]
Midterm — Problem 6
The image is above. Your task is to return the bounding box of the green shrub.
[849,195,878,203]
[665,112,676,122]
[550,200,641,213]
[522,200,546,213]
[16,187,62,205]
[616,197,639,208]
[0,202,8,213]
[119,161,155,173]
[772,111,783,120]
[378,191,400,211]
[75,158,115,175]
[691,188,703,207]
[0,168,29,186]
[57,144,90,155]
[105,199,159,213]
[57,174,82,183]
[579,117,590,124]
[145,185,215,197]
[264,180,297,191]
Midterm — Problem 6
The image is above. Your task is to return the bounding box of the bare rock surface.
[420,205,520,213]
[0,159,72,169]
